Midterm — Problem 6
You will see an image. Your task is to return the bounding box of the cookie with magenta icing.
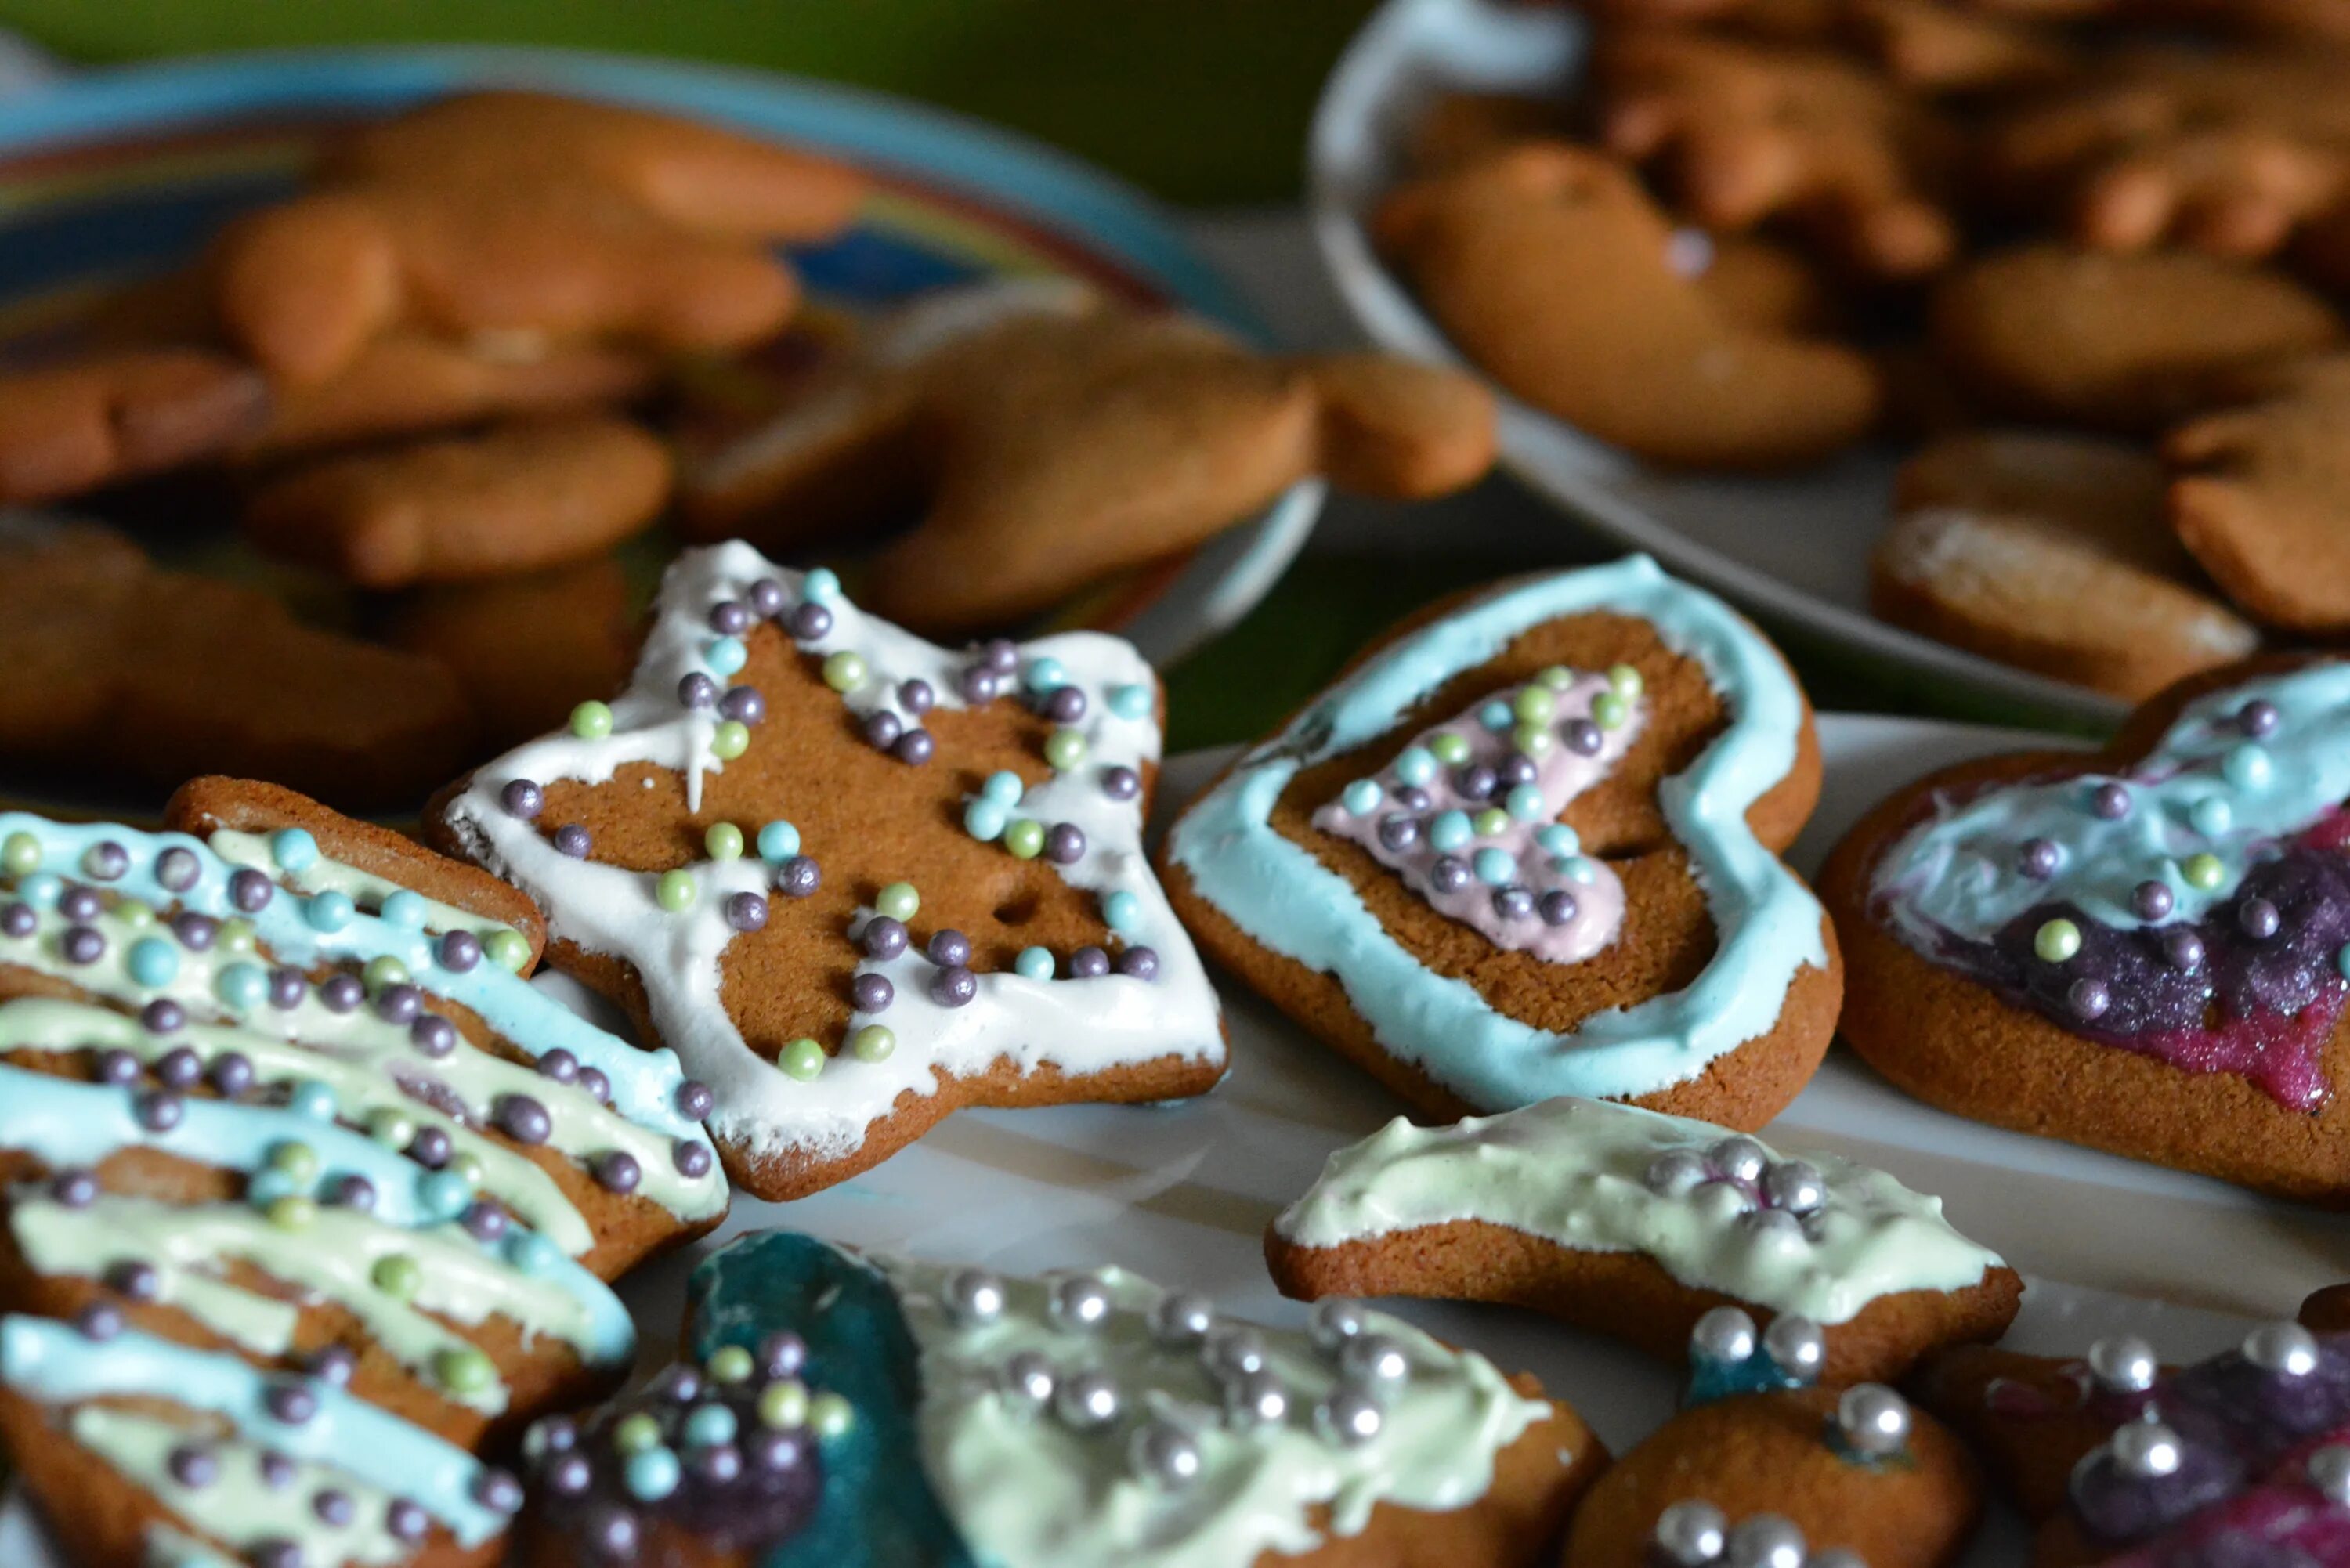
[1266,1097,2021,1386]
[426,542,1227,1201]
[0,785,728,1568]
[1162,558,1842,1130]
[514,1229,1608,1568]
[1911,1310,2350,1565]
[1821,652,2350,1202]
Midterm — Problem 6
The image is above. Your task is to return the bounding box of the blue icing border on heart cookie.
[686,1231,976,1568]
[1166,555,1827,1109]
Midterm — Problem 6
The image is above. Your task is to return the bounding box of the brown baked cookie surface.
[1267,1097,2019,1387]
[0,782,728,1568]
[384,555,642,750]
[1374,142,1882,471]
[1162,559,1839,1132]
[1821,653,2350,1201]
[0,349,269,506]
[428,543,1226,1201]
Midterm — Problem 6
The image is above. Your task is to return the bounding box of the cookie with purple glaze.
[1822,652,2350,1202]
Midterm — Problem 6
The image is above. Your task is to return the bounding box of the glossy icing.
[439,543,1224,1165]
[207,829,519,952]
[1276,1098,2001,1323]
[1168,555,1826,1108]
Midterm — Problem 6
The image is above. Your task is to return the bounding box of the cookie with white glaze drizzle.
[515,1229,1607,1568]
[1267,1097,2021,1387]
[1162,558,1842,1130]
[1822,652,2350,1203]
[427,542,1227,1201]
[0,782,726,1568]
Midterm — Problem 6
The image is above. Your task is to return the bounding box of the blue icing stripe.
[687,1231,976,1568]
[0,1062,634,1364]
[0,1315,511,1546]
[0,812,703,1146]
[1166,556,1827,1108]
[1878,663,2350,941]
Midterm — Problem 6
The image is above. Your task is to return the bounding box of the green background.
[0,1,1380,203]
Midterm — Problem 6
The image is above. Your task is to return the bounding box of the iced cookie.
[1267,1097,2020,1386]
[0,781,728,1568]
[0,349,269,504]
[1375,142,1882,470]
[514,1228,1608,1568]
[678,279,1497,634]
[428,543,1226,1201]
[1873,431,2260,699]
[1914,1315,2350,1564]
[1929,244,2341,431]
[1822,654,2350,1201]
[1162,557,1842,1129]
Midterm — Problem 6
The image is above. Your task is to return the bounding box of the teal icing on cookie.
[686,1230,976,1568]
[1875,663,2350,941]
[1275,1098,2001,1324]
[1166,556,1826,1107]
[206,829,519,951]
[0,1315,515,1548]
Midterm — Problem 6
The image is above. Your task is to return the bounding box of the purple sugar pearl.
[259,1452,296,1491]
[141,999,185,1034]
[1497,753,1538,789]
[1430,856,1471,894]
[2164,929,2207,972]
[2241,698,2281,738]
[264,1382,316,1426]
[862,710,903,751]
[726,891,770,932]
[313,1488,356,1527]
[1042,685,1086,723]
[212,1053,255,1096]
[157,1048,202,1089]
[110,1260,161,1301]
[760,1331,808,1378]
[749,578,788,617]
[1045,823,1087,864]
[679,672,719,710]
[462,1201,508,1242]
[83,841,127,882]
[980,638,1019,674]
[2090,781,2131,820]
[537,1048,579,1085]
[2240,897,2282,939]
[960,665,1003,704]
[928,930,971,967]
[2069,977,2112,1020]
[154,847,200,892]
[57,886,99,922]
[555,823,593,858]
[691,1443,744,1485]
[501,779,544,820]
[410,1015,457,1057]
[658,1366,702,1403]
[497,1095,552,1145]
[2019,838,2061,880]
[320,974,364,1013]
[788,602,833,641]
[1564,719,1603,757]
[1538,889,1578,926]
[899,678,935,715]
[588,1507,641,1558]
[75,1302,122,1341]
[851,973,895,1013]
[595,1151,642,1194]
[2132,880,2174,920]
[578,1066,610,1103]
[133,1092,182,1133]
[409,1127,454,1169]
[674,1139,714,1178]
[60,925,103,965]
[330,1174,375,1212]
[1376,815,1419,853]
[438,930,481,972]
[1492,887,1535,922]
[474,1469,522,1515]
[721,685,766,724]
[1069,945,1112,979]
[545,1453,592,1495]
[168,1445,217,1488]
[374,984,423,1025]
[930,965,978,1007]
[1101,765,1141,803]
[49,1169,97,1208]
[0,903,31,938]
[751,1429,808,1472]
[709,600,753,636]
[268,969,307,1010]
[307,1346,356,1386]
[386,1500,428,1541]
[862,916,909,960]
[1456,764,1498,803]
[776,856,821,898]
[230,868,274,912]
[1114,945,1159,981]
[1394,784,1433,812]
[96,1047,140,1085]
[892,728,935,765]
[249,1541,301,1568]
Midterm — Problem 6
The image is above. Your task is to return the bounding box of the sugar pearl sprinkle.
[443,544,1215,1164]
[1649,1502,1861,1568]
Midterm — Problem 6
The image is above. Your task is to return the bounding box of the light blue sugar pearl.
[801,566,842,604]
[270,828,319,874]
[1102,891,1142,933]
[983,770,1025,807]
[2189,797,2234,838]
[964,800,1009,842]
[215,963,268,1012]
[420,1170,474,1221]
[624,1446,682,1502]
[1506,784,1546,822]
[1561,856,1598,885]
[306,891,355,932]
[380,891,428,930]
[18,873,62,909]
[126,937,179,988]
[1536,824,1580,857]
[757,821,801,862]
[1430,811,1473,853]
[1343,779,1383,815]
[504,1231,560,1274]
[1024,656,1068,694]
[1474,848,1515,886]
[1016,947,1057,981]
[288,1080,338,1122]
[1108,684,1152,720]
[1393,747,1437,787]
[2224,742,2272,790]
[684,1404,739,1449]
[705,636,749,677]
[1479,700,1513,732]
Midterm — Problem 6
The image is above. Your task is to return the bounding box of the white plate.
[8,712,2339,1565]
[1307,0,2132,732]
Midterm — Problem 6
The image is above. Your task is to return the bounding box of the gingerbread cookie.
[678,279,1496,634]
[1267,1096,2020,1386]
[383,555,640,750]
[1874,431,2261,700]
[0,520,475,810]
[1162,558,1841,1129]
[0,779,728,1568]
[1375,143,1881,470]
[514,1228,1607,1567]
[1583,0,2066,90]
[210,90,865,385]
[1823,654,2350,1201]
[1914,1315,2350,1563]
[0,349,268,504]
[428,543,1226,1201]
[1929,244,2341,432]
[243,414,673,587]
[2166,353,2350,634]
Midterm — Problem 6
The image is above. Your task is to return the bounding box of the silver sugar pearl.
[1308,1298,1369,1355]
[942,1268,1007,1327]
[1837,1384,1912,1458]
[1646,1149,1711,1198]
[1649,1498,1727,1565]
[1759,1160,1826,1215]
[1053,1370,1121,1429]
[1149,1291,1216,1349]
[1129,1418,1205,1488]
[999,1351,1056,1414]
[1314,1388,1383,1447]
[1204,1324,1271,1382]
[1049,1274,1115,1333]
[2308,1443,2350,1506]
[1762,1315,1827,1378]
[2244,1321,2321,1377]
[2111,1418,2184,1479]
[1722,1513,1806,1568]
[1223,1370,1291,1429]
[1690,1305,1759,1364]
[1708,1136,1770,1184]
[2086,1334,2159,1395]
[1339,1332,1412,1400]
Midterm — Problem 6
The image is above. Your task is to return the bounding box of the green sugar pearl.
[1043,729,1089,771]
[372,1254,422,1299]
[657,869,699,912]
[1472,808,1510,838]
[2182,852,2225,891]
[778,1038,826,1081]
[613,1412,663,1455]
[850,1024,895,1062]
[1593,692,1630,730]
[436,1346,496,1396]
[1003,820,1046,860]
[1428,732,1471,767]
[1607,663,1644,698]
[1,831,39,876]
[711,721,751,761]
[704,822,745,862]
[810,1392,855,1440]
[759,1379,810,1429]
[707,1345,756,1385]
[363,956,410,993]
[2034,918,2082,963]
[269,1140,320,1182]
[1512,685,1555,725]
[485,929,531,974]
[367,1108,415,1148]
[569,700,614,740]
[875,882,920,921]
[265,1195,316,1232]
[822,652,868,692]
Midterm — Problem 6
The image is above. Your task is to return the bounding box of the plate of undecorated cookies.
[0,45,1511,818]
[1311,0,2350,730]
